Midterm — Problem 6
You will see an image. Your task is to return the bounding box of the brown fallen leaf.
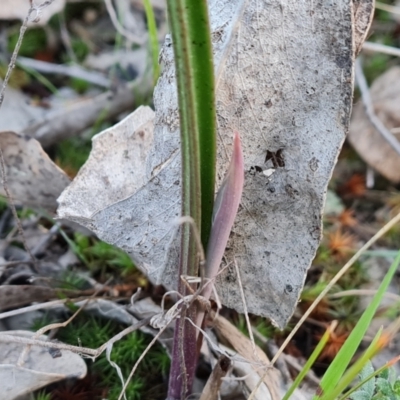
[0,131,70,212]
[349,67,400,183]
[0,285,92,311]
[213,313,281,400]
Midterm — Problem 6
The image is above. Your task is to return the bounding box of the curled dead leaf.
[349,67,400,183]
[0,131,70,212]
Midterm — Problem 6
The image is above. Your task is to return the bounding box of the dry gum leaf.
[0,330,86,400]
[0,131,70,212]
[58,0,354,328]
[213,313,281,400]
[349,66,400,183]
[353,0,374,56]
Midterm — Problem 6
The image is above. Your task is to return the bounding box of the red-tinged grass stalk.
[167,133,244,399]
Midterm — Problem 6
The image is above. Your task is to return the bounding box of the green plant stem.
[166,0,216,397]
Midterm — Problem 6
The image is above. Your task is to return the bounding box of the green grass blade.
[282,323,335,400]
[321,327,383,400]
[143,0,160,84]
[315,249,400,398]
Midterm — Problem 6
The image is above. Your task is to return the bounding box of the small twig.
[0,7,33,110]
[233,258,256,355]
[0,0,57,109]
[375,1,400,15]
[199,355,231,400]
[0,318,150,360]
[355,57,400,156]
[17,277,113,366]
[104,0,146,45]
[329,289,400,301]
[0,297,91,320]
[58,10,78,63]
[0,150,38,272]
[17,57,111,88]
[362,42,400,58]
[366,166,375,189]
[17,298,87,367]
[30,222,60,257]
[0,260,35,268]
[117,322,169,400]
[0,333,100,356]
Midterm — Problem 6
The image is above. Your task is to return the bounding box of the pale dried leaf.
[57,1,354,328]
[211,1,353,328]
[349,67,400,183]
[57,106,154,221]
[0,84,60,133]
[0,330,86,400]
[353,0,375,56]
[213,314,281,400]
[0,131,70,212]
[0,0,66,25]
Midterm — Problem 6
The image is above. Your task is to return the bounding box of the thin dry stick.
[0,149,38,271]
[199,355,231,400]
[0,333,100,356]
[17,278,112,366]
[248,211,400,399]
[0,4,33,109]
[0,0,56,108]
[0,297,93,320]
[17,292,97,366]
[362,42,400,58]
[329,289,400,301]
[17,56,111,88]
[233,258,256,354]
[355,58,400,156]
[104,0,146,45]
[375,1,400,15]
[0,318,150,360]
[117,323,171,400]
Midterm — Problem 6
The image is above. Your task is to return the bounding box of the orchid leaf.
[203,131,244,299]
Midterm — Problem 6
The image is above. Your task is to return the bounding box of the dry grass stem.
[329,289,400,301]
[375,1,400,15]
[104,0,146,45]
[363,42,400,58]
[234,258,256,354]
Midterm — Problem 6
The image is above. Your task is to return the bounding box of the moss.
[31,314,169,399]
